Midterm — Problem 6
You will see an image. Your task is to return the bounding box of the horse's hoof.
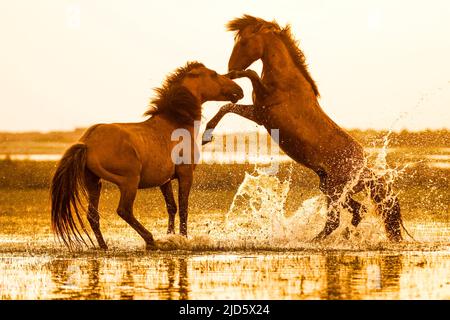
[311,232,326,242]
[146,243,158,250]
[179,232,188,239]
[202,128,215,145]
[342,227,351,240]
[351,217,361,227]
[388,233,403,242]
[202,135,214,145]
[94,242,108,250]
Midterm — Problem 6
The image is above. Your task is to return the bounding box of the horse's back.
[80,123,140,183]
[80,121,176,188]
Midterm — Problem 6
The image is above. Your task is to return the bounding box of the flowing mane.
[145,61,204,123]
[227,15,319,97]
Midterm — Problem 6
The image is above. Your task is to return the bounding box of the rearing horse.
[203,15,403,241]
[51,62,243,250]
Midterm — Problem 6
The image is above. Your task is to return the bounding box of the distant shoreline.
[1,128,449,151]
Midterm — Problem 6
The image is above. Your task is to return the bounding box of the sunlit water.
[0,173,448,299]
[0,139,449,299]
[0,251,448,300]
[1,148,449,168]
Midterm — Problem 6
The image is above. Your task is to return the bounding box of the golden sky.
[0,0,449,132]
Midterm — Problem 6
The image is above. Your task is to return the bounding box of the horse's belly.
[278,140,319,170]
[266,127,319,170]
[139,162,175,188]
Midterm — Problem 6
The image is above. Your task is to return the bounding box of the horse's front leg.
[160,181,177,234]
[176,165,194,237]
[227,69,269,98]
[202,104,261,145]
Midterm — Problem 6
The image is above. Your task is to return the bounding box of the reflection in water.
[323,255,346,300]
[0,252,447,299]
[156,258,189,300]
[120,268,134,300]
[42,256,190,300]
[179,259,189,300]
[47,259,103,299]
[322,254,402,300]
[86,260,101,300]
[380,255,402,292]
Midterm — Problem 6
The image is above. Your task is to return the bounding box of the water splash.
[157,85,450,251]
[155,132,448,251]
[200,136,417,251]
[156,132,445,251]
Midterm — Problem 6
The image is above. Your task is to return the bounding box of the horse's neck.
[260,37,341,129]
[261,37,317,99]
[261,38,299,86]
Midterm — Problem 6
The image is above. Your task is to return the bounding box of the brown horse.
[51,62,244,250]
[203,15,404,241]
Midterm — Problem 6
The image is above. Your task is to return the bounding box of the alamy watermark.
[171,121,281,175]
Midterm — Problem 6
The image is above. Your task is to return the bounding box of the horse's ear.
[186,70,201,78]
[260,24,278,34]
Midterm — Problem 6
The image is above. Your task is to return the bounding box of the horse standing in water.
[203,15,404,241]
[51,62,244,249]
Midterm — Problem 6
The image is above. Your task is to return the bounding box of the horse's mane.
[227,15,319,97]
[145,61,204,123]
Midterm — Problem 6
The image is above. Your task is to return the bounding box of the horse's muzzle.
[228,87,244,103]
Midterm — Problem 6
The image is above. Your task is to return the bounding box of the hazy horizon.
[0,0,449,133]
[1,126,450,135]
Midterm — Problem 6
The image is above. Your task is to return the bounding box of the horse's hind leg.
[369,179,402,242]
[85,170,107,250]
[313,175,342,241]
[160,181,177,234]
[384,197,402,242]
[117,177,156,249]
[313,194,341,241]
[345,197,365,227]
[314,193,363,241]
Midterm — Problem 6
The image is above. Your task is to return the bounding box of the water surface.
[0,250,448,300]
[0,146,448,300]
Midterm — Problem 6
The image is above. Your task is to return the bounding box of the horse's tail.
[50,143,93,248]
[400,219,416,241]
[365,170,405,242]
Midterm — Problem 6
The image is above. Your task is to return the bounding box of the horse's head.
[227,15,279,72]
[181,65,244,103]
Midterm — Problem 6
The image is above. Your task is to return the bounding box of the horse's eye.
[212,72,218,77]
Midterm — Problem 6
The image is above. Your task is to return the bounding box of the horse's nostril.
[235,87,244,98]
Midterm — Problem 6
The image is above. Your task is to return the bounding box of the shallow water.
[0,250,448,300]
[1,147,449,169]
[0,185,448,300]
[0,145,448,300]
